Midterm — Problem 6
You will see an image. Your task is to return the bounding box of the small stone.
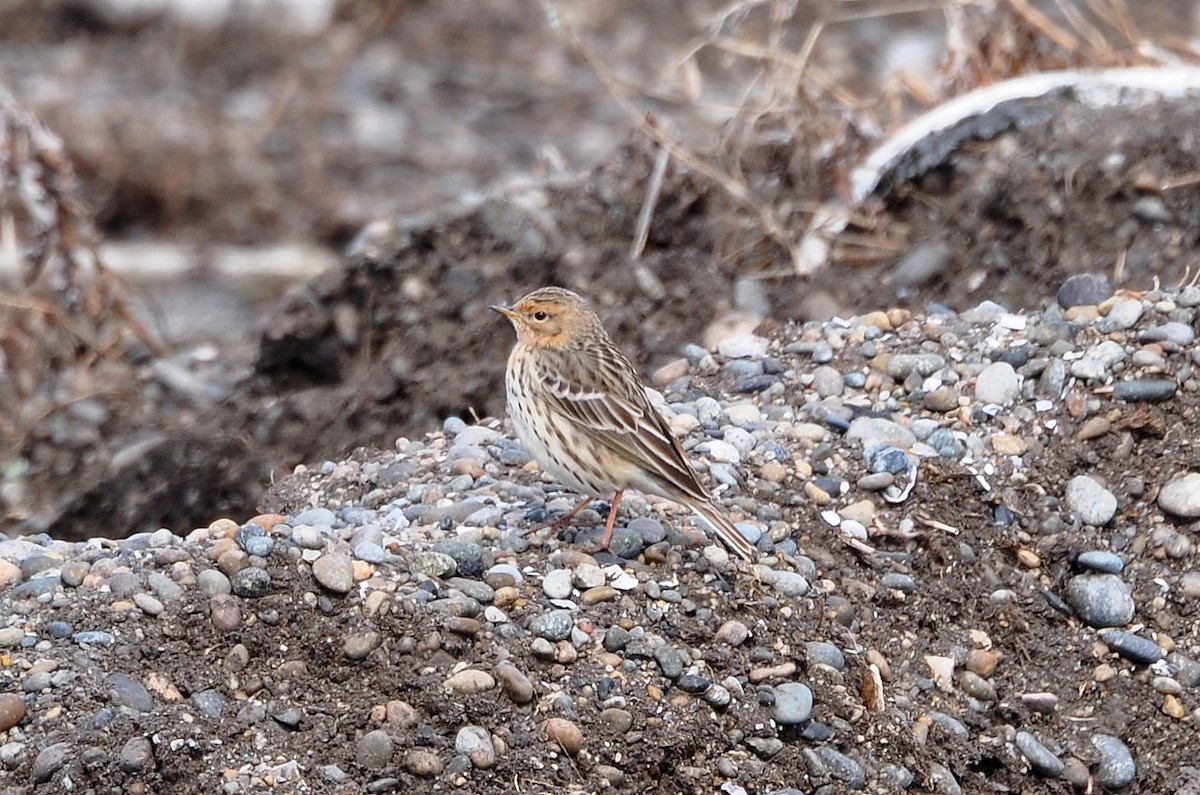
[599,707,633,734]
[1057,272,1110,308]
[209,594,242,631]
[493,663,534,705]
[974,361,1020,405]
[530,610,574,641]
[1077,550,1124,574]
[456,725,496,769]
[403,748,443,777]
[767,569,809,598]
[1112,378,1177,403]
[0,693,26,731]
[1064,476,1117,526]
[541,718,584,755]
[444,669,495,695]
[109,673,153,712]
[356,729,394,770]
[1093,734,1136,789]
[806,641,845,671]
[772,682,813,724]
[1064,574,1134,627]
[231,567,271,598]
[32,742,71,784]
[542,569,573,600]
[1100,629,1165,665]
[119,736,155,773]
[311,553,354,593]
[343,631,381,661]
[1016,731,1064,777]
[715,620,750,646]
[1159,473,1200,518]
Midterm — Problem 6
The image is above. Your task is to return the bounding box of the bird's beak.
[491,305,518,320]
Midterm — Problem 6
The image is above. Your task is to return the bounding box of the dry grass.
[543,0,1198,281]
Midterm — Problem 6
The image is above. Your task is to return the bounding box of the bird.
[492,286,758,562]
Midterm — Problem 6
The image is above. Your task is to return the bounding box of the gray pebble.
[530,610,574,641]
[805,641,845,670]
[72,630,115,646]
[456,725,496,768]
[542,569,573,600]
[772,682,813,724]
[607,527,645,559]
[0,627,25,647]
[1100,629,1164,665]
[814,745,865,788]
[603,626,630,652]
[23,671,52,692]
[1064,475,1117,525]
[432,540,485,577]
[1099,298,1143,331]
[1077,551,1123,574]
[653,645,685,679]
[355,729,394,770]
[1064,574,1134,627]
[32,741,72,784]
[291,525,326,550]
[881,573,917,593]
[885,354,946,379]
[133,593,164,616]
[1139,321,1194,347]
[293,507,336,527]
[109,672,153,712]
[1158,473,1200,518]
[974,361,1020,405]
[119,736,154,773]
[311,553,354,593]
[1057,272,1110,308]
[1093,734,1136,789]
[1015,731,1063,777]
[147,571,185,602]
[232,567,272,598]
[191,689,226,718]
[197,569,232,596]
[353,542,387,563]
[767,569,809,598]
[344,631,381,661]
[1111,378,1177,403]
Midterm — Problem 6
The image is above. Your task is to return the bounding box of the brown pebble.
[444,669,495,694]
[209,594,242,632]
[493,663,534,705]
[1016,548,1040,569]
[580,586,618,605]
[492,586,520,607]
[748,662,796,683]
[1162,694,1187,719]
[553,641,577,664]
[449,458,484,478]
[386,700,420,727]
[216,548,248,576]
[1062,756,1090,790]
[966,649,1000,677]
[0,692,26,731]
[922,387,960,412]
[758,460,787,483]
[404,748,443,777]
[1020,691,1058,714]
[652,358,690,387]
[865,649,891,680]
[207,518,239,537]
[247,513,286,531]
[1093,664,1117,683]
[542,717,584,754]
[990,433,1028,455]
[803,482,832,505]
[1075,416,1111,441]
[444,617,482,636]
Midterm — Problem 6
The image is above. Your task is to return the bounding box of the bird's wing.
[535,342,709,502]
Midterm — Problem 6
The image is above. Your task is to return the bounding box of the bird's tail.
[685,497,759,562]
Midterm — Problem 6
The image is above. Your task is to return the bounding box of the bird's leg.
[599,490,625,549]
[542,496,594,530]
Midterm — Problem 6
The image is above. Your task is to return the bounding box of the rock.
[355,729,394,770]
[541,718,584,755]
[1016,731,1063,777]
[311,553,354,593]
[119,736,155,773]
[974,361,1020,405]
[0,693,26,731]
[773,682,813,724]
[1064,574,1134,628]
[1159,473,1200,517]
[1093,734,1136,789]
[455,725,496,768]
[1057,272,1110,308]
[1064,476,1117,525]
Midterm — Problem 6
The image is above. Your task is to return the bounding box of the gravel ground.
[3,282,1200,793]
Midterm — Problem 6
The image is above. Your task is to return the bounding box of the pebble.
[356,729,394,770]
[1112,378,1176,402]
[542,569,573,600]
[541,718,584,755]
[1076,550,1123,573]
[974,361,1019,405]
[119,736,154,772]
[32,742,72,784]
[1093,734,1136,789]
[530,610,574,641]
[311,553,355,593]
[494,663,534,704]
[1064,574,1134,627]
[1064,475,1117,525]
[0,693,26,731]
[1015,731,1063,777]
[444,669,495,694]
[1057,272,1110,307]
[1100,629,1165,665]
[456,725,496,768]
[772,682,813,724]
[766,569,809,598]
[404,748,443,777]
[231,567,271,598]
[1158,472,1200,518]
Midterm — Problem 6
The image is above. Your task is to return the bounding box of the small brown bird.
[492,286,758,562]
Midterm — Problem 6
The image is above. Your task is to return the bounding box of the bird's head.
[492,287,596,347]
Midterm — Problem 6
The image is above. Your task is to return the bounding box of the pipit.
[492,286,758,562]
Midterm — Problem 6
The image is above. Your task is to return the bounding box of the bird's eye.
[533,310,548,321]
